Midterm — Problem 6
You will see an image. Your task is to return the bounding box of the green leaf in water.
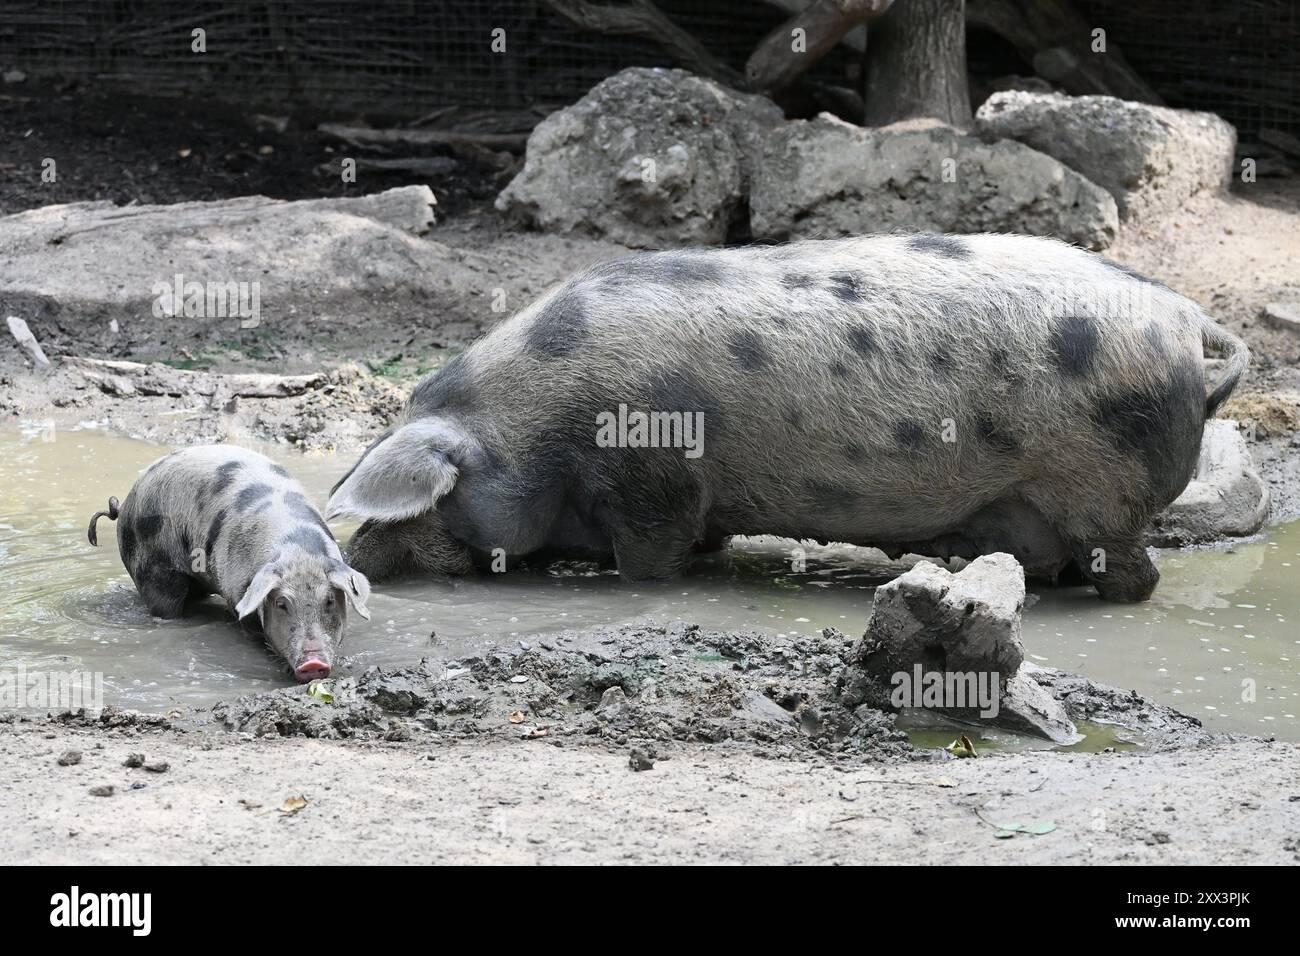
[307,680,334,703]
[945,735,977,758]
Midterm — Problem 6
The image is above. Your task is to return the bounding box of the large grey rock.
[1150,420,1270,546]
[975,91,1236,223]
[0,187,630,351]
[853,553,1028,681]
[496,67,783,248]
[750,115,1118,249]
[843,552,1079,743]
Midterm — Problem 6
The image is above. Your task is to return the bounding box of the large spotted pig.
[88,445,370,680]
[327,233,1249,602]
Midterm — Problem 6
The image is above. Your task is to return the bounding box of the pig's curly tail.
[87,496,120,546]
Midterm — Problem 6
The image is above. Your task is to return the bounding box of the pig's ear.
[235,562,281,620]
[325,420,459,522]
[330,564,371,620]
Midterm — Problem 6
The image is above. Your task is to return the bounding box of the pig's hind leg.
[132,561,201,618]
[1021,482,1160,602]
[345,514,474,581]
[1067,535,1159,603]
[611,524,700,580]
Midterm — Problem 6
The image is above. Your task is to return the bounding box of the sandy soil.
[4,718,1296,865]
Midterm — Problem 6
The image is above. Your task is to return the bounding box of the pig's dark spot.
[830,360,850,379]
[119,526,138,567]
[136,513,166,540]
[411,354,476,412]
[728,329,769,371]
[234,483,273,512]
[784,406,805,431]
[284,490,332,536]
[827,273,865,303]
[842,440,867,464]
[269,463,290,478]
[783,272,815,293]
[1094,365,1203,495]
[205,508,227,556]
[846,324,876,356]
[894,419,926,451]
[1049,315,1100,377]
[283,524,332,556]
[527,290,588,359]
[1099,257,1168,289]
[928,349,954,376]
[976,414,1019,454]
[212,460,243,496]
[646,368,717,423]
[908,234,972,260]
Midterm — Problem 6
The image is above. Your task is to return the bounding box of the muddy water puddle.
[1,425,1296,741]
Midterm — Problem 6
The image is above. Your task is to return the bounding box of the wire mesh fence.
[1078,0,1300,140]
[1,0,1296,136]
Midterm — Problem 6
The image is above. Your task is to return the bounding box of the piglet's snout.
[294,659,330,681]
[293,642,332,682]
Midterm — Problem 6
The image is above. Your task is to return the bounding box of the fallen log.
[65,357,326,399]
[7,315,51,369]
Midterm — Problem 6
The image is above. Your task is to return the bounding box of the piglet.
[88,445,370,681]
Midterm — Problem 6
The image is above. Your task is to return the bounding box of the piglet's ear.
[330,564,371,621]
[235,563,281,620]
[325,420,459,523]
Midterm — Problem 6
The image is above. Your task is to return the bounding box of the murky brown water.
[1,424,1296,739]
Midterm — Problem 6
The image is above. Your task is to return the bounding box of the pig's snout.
[293,642,332,682]
[294,658,331,681]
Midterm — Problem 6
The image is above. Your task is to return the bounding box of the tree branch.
[746,0,893,92]
[542,0,742,87]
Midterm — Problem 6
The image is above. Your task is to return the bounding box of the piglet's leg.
[131,561,198,618]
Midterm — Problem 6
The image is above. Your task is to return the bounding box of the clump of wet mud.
[204,622,1231,760]
[209,622,916,761]
[1025,666,1230,750]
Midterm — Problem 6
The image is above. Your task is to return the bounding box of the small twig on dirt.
[972,807,1003,829]
[314,156,458,179]
[318,123,529,152]
[7,315,51,369]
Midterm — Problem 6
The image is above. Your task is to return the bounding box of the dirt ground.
[4,722,1297,865]
[4,91,1300,865]
[6,622,1296,865]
